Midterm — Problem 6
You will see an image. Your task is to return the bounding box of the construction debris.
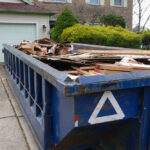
[115,56,150,69]
[15,38,73,56]
[15,38,150,81]
[16,40,42,55]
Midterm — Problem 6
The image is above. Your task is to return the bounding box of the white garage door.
[0,23,37,62]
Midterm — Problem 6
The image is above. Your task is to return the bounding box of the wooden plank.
[71,66,92,75]
[39,43,53,47]
[78,49,150,56]
[63,70,84,75]
[88,70,103,75]
[93,69,123,74]
[95,64,147,72]
[80,66,95,70]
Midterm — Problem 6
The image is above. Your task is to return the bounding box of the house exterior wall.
[0,0,23,3]
[34,0,133,30]
[0,13,50,38]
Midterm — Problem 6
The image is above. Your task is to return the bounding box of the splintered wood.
[15,38,150,80]
[15,38,73,56]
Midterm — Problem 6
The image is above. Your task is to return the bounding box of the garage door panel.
[0,23,37,62]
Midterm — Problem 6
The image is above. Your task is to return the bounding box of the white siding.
[123,0,128,7]
[110,0,114,6]
[0,13,50,39]
[0,0,23,3]
[100,0,105,5]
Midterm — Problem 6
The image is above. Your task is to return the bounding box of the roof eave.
[0,9,57,16]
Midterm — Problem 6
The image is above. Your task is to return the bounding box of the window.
[50,20,56,29]
[44,0,66,2]
[89,0,99,5]
[114,0,122,6]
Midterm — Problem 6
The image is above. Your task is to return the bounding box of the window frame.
[114,0,122,7]
[89,0,100,5]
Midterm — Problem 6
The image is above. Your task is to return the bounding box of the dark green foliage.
[100,14,126,28]
[50,8,79,42]
[142,31,150,49]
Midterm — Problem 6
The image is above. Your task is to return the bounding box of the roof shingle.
[0,2,54,14]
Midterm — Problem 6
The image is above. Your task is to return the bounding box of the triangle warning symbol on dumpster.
[88,91,125,124]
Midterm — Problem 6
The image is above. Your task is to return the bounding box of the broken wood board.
[77,49,150,56]
[96,64,150,72]
[91,70,123,74]
[63,70,84,75]
[71,66,124,75]
[71,66,96,75]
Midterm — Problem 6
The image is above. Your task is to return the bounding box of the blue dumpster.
[3,44,150,150]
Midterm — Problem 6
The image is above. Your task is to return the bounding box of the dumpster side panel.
[52,89,75,145]
[4,49,55,150]
[72,88,150,150]
[140,87,150,150]
[75,88,143,126]
[55,88,145,150]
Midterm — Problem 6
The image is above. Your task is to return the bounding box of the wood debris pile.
[15,38,150,80]
[15,38,73,56]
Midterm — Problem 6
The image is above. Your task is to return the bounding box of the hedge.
[141,31,150,49]
[100,14,126,28]
[61,24,141,49]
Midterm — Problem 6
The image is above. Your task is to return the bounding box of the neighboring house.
[0,0,55,62]
[34,0,133,30]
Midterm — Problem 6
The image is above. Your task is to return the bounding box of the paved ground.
[0,64,39,150]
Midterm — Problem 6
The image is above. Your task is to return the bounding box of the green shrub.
[142,31,150,49]
[61,24,141,49]
[50,8,79,42]
[100,14,126,28]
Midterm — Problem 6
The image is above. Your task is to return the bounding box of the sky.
[133,0,150,29]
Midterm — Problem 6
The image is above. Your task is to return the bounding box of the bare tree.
[134,0,150,32]
[71,2,103,24]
